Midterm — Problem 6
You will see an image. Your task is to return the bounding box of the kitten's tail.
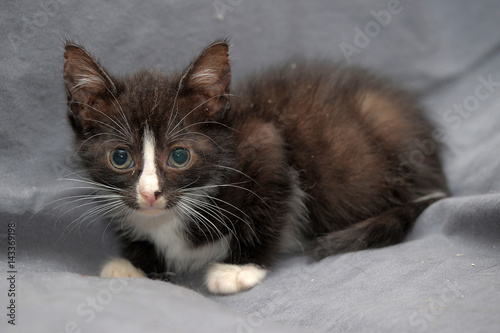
[310,191,447,260]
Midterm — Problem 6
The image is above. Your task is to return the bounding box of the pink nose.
[140,190,162,205]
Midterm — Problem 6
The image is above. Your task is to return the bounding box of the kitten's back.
[230,61,447,256]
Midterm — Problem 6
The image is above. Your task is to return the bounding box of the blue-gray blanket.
[1,1,499,332]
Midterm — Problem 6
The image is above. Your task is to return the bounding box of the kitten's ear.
[63,43,117,133]
[64,43,116,98]
[182,40,231,119]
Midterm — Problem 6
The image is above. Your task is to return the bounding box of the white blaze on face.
[137,128,162,209]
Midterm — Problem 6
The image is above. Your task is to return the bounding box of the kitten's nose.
[140,190,162,205]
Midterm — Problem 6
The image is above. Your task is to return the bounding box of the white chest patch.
[123,209,230,273]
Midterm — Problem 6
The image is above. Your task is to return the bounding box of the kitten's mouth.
[136,193,167,216]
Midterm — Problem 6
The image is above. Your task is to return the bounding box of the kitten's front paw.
[100,258,147,279]
[206,263,267,295]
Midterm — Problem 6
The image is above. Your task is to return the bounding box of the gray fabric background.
[1,0,500,332]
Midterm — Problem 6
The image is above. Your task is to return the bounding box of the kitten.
[63,39,448,294]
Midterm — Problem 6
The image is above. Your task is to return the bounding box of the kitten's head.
[63,40,235,219]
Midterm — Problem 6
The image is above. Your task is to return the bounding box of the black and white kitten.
[63,39,447,294]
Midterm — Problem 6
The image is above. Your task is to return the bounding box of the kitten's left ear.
[182,40,231,119]
[63,43,118,133]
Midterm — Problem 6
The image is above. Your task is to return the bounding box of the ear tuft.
[64,43,116,96]
[183,40,231,117]
[63,43,117,134]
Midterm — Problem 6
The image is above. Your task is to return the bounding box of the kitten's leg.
[122,239,169,280]
[204,122,290,295]
[204,204,283,294]
[206,263,268,295]
[204,219,278,295]
[100,258,147,278]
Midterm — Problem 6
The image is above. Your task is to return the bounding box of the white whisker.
[180,182,268,207]
[177,199,232,262]
[102,204,131,242]
[59,199,125,243]
[168,127,229,151]
[59,178,126,193]
[182,194,254,234]
[166,69,190,135]
[177,201,215,244]
[74,101,132,142]
[168,120,237,143]
[214,165,257,183]
[104,84,132,136]
[181,196,236,238]
[167,95,228,137]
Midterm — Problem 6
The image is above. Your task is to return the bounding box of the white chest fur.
[123,209,231,273]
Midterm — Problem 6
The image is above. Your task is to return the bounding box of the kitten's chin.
[136,208,167,217]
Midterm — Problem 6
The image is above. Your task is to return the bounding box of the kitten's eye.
[168,148,190,168]
[110,149,134,170]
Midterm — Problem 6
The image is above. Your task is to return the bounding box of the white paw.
[206,263,268,295]
[100,258,147,279]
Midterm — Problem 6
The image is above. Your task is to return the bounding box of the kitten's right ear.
[63,43,116,132]
[64,43,116,98]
